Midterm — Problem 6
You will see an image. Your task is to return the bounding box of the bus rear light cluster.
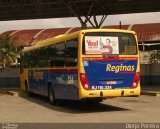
[80,73,91,90]
[131,72,140,88]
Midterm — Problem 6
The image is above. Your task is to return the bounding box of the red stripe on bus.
[48,69,78,72]
[119,72,135,74]
[83,57,138,61]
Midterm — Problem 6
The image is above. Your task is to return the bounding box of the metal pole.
[119,21,121,29]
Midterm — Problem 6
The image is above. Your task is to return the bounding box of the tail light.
[80,73,91,90]
[131,72,140,88]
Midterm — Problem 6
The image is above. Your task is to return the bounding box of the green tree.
[149,50,160,64]
[0,35,20,68]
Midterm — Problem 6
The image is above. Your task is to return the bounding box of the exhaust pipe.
[121,90,124,96]
[100,91,103,97]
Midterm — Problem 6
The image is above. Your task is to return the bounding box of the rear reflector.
[80,73,91,90]
[131,72,140,88]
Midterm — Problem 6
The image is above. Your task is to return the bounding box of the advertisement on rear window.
[85,36,119,54]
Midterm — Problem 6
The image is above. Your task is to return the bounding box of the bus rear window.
[83,32,137,55]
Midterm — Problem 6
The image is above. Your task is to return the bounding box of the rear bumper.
[79,85,140,99]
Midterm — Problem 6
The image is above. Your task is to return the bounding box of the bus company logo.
[67,75,74,84]
[33,72,44,80]
[106,64,135,73]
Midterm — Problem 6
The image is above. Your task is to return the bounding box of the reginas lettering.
[33,72,44,80]
[106,64,135,73]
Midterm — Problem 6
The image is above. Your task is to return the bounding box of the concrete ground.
[141,85,160,96]
[0,92,160,123]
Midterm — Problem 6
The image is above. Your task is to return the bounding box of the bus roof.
[21,28,136,53]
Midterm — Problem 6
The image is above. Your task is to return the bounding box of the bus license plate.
[107,80,117,84]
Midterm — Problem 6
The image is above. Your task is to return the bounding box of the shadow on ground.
[19,93,129,114]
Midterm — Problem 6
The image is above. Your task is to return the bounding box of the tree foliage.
[0,35,20,68]
[149,50,160,64]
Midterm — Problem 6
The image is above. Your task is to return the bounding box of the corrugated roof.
[132,23,160,41]
[1,23,160,46]
[31,28,70,45]
[102,25,129,30]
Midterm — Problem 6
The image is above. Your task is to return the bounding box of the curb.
[7,91,20,96]
[0,89,27,97]
[7,91,28,97]
[0,90,8,94]
[141,91,160,96]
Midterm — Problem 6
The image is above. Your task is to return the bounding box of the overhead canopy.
[1,23,160,50]
[0,0,160,24]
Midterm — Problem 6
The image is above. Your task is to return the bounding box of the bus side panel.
[48,70,79,100]
[28,70,48,96]
[28,69,79,100]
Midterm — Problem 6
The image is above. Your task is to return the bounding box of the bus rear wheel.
[25,80,33,97]
[48,85,57,105]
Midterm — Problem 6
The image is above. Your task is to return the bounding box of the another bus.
[20,29,140,105]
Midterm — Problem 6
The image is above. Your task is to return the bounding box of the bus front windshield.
[83,32,137,55]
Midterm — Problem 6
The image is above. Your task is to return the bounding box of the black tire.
[25,80,33,97]
[25,80,28,91]
[48,85,57,105]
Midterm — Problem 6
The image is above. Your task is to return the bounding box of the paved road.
[0,93,160,123]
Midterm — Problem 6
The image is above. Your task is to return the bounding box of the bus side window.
[37,48,48,68]
[119,34,137,55]
[47,45,56,67]
[27,51,37,68]
[55,42,65,67]
[65,39,78,67]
